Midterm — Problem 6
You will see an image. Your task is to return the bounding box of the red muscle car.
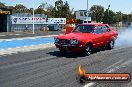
[54,23,118,55]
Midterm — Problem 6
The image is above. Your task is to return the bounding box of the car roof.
[78,23,108,26]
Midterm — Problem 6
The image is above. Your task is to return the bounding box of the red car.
[54,23,118,55]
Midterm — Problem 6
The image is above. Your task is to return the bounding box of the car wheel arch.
[110,36,116,43]
[106,37,115,50]
[85,42,93,48]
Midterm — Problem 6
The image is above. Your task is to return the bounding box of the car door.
[93,26,104,48]
[102,25,111,45]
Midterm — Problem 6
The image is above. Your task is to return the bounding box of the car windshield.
[72,25,95,33]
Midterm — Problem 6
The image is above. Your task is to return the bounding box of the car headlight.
[70,39,79,44]
[54,38,59,43]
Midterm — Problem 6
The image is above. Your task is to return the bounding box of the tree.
[102,9,116,24]
[13,4,29,13]
[0,2,6,7]
[53,0,74,19]
[54,0,63,18]
[128,13,132,22]
[122,14,128,23]
[34,8,47,14]
[43,4,55,17]
[114,11,122,22]
[90,5,104,22]
[62,1,70,18]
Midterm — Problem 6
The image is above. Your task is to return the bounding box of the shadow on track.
[47,47,107,58]
[47,51,86,58]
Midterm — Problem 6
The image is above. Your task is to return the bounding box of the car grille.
[59,39,70,45]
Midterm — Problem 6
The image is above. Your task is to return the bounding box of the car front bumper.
[55,43,84,52]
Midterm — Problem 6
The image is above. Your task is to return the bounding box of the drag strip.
[0,28,132,87]
[0,46,132,87]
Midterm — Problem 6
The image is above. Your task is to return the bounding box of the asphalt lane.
[0,45,132,87]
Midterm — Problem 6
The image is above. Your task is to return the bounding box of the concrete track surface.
[0,46,132,87]
[0,28,132,87]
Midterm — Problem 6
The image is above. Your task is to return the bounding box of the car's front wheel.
[84,44,92,56]
[106,39,115,50]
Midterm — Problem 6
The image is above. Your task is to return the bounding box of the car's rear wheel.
[106,39,115,50]
[84,44,92,56]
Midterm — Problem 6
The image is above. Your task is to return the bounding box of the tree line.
[0,1,132,24]
[0,0,75,20]
[89,5,132,24]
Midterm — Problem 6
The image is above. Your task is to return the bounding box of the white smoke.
[115,27,132,48]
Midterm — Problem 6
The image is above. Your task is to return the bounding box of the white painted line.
[6,40,12,41]
[15,34,21,35]
[0,35,6,36]
[0,35,57,42]
[18,39,23,40]
[83,82,95,87]
[0,49,5,51]
[7,48,12,50]
[0,44,55,56]
[108,58,132,73]
[31,45,35,46]
[16,47,21,48]
[102,59,125,72]
[39,44,42,45]
[83,59,131,87]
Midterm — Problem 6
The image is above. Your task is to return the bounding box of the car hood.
[55,32,93,40]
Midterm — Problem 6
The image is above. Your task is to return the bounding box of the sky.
[0,0,132,14]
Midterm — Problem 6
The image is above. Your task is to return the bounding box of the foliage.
[36,0,74,19]
[90,5,104,22]
[0,2,5,7]
[34,8,47,14]
[0,1,132,24]
[54,0,74,19]
[115,11,122,22]
[102,9,116,24]
[13,4,29,13]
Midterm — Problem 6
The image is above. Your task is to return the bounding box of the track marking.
[108,58,132,73]
[83,59,132,87]
[7,48,12,50]
[0,49,5,51]
[15,34,21,35]
[103,59,125,72]
[0,44,55,56]
[83,82,95,87]
[0,35,57,42]
[0,35,6,36]
[0,43,54,51]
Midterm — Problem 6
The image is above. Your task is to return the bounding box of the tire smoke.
[115,27,132,48]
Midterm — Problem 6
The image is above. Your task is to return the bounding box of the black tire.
[84,44,92,56]
[106,39,115,50]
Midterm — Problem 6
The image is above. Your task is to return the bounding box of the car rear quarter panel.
[109,27,118,40]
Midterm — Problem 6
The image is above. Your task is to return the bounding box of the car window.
[102,26,110,33]
[72,25,94,33]
[95,26,102,34]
